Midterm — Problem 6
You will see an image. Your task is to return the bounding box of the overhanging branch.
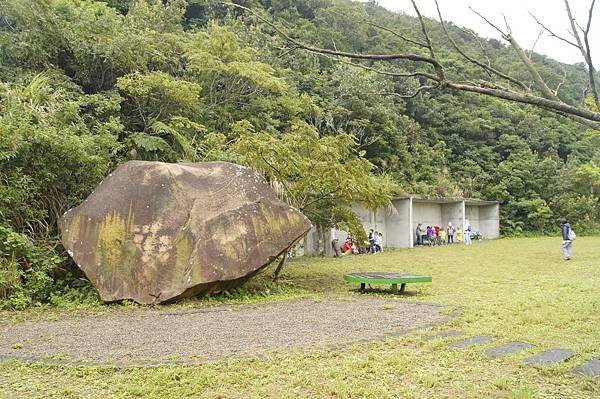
[217,0,600,131]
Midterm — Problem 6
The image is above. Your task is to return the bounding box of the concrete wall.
[441,202,464,231]
[385,198,411,248]
[347,204,388,246]
[479,204,500,238]
[412,202,443,229]
[301,225,335,257]
[465,205,480,232]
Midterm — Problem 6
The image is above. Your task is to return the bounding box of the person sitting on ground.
[349,237,360,255]
[342,238,353,256]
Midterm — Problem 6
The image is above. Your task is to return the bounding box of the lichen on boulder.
[59,161,311,304]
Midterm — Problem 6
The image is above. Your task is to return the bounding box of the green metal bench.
[344,272,432,293]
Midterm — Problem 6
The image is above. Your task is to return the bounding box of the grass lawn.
[1,237,599,398]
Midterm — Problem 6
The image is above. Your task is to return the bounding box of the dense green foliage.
[1,0,598,306]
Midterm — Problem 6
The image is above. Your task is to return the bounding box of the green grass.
[1,237,600,398]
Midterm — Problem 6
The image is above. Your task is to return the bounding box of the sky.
[374,0,599,67]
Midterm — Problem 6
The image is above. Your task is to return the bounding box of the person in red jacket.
[342,238,353,255]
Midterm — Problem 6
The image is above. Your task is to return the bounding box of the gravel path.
[0,297,449,366]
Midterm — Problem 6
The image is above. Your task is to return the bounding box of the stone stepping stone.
[448,335,493,349]
[424,330,463,341]
[485,341,534,358]
[524,348,574,366]
[571,358,600,378]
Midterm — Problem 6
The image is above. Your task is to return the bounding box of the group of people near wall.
[332,221,480,257]
[415,222,477,246]
[331,229,384,257]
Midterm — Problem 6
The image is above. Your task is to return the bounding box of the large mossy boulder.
[59,161,311,304]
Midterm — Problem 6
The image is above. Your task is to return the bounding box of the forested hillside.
[1,0,599,307]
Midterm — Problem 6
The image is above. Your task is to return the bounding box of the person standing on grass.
[464,222,472,245]
[415,223,423,246]
[447,222,455,244]
[561,218,574,260]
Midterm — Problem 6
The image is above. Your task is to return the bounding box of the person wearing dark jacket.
[561,219,573,260]
[415,223,423,246]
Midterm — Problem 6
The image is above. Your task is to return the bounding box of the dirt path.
[0,297,451,366]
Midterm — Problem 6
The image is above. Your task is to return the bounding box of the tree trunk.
[272,247,290,283]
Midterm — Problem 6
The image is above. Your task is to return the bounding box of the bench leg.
[360,283,366,292]
[400,283,406,293]
[390,283,398,293]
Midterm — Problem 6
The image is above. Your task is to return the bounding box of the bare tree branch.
[565,5,593,61]
[374,86,437,99]
[331,38,338,52]
[219,2,443,70]
[554,66,568,96]
[503,15,512,35]
[471,7,558,100]
[277,45,300,58]
[528,11,579,48]
[582,0,599,109]
[447,81,600,127]
[461,28,493,67]
[331,55,439,81]
[563,0,600,109]
[365,20,428,49]
[469,7,510,40]
[217,1,600,130]
[435,0,528,90]
[528,29,544,60]
[410,0,444,82]
[325,7,429,48]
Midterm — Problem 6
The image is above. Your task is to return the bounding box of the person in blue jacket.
[561,218,573,260]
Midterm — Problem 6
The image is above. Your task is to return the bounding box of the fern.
[149,121,197,161]
[129,132,170,152]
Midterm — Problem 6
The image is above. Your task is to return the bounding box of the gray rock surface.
[448,335,493,349]
[423,330,463,341]
[571,358,600,378]
[60,161,311,304]
[524,348,574,366]
[484,341,533,358]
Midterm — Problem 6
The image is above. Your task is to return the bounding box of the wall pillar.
[408,197,414,248]
[479,203,500,238]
